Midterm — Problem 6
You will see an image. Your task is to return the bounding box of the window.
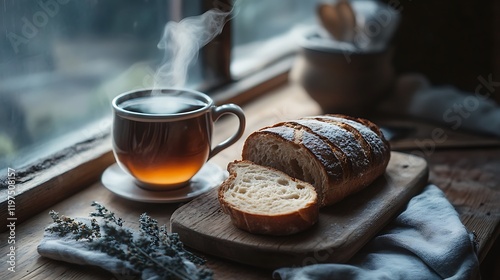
[0,0,318,171]
[231,0,318,78]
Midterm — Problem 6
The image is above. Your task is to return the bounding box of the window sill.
[0,132,114,230]
[0,55,294,231]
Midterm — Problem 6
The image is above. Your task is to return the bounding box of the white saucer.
[101,162,228,203]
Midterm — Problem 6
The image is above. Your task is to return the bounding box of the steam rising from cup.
[153,9,231,91]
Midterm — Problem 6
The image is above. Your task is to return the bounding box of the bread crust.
[242,114,390,207]
[218,161,319,236]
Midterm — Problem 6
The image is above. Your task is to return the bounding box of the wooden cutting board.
[170,152,428,268]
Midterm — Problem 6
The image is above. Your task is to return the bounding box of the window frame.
[0,0,301,227]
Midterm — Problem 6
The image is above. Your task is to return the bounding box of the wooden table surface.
[2,84,499,279]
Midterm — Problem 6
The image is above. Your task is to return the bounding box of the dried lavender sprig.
[47,210,100,241]
[138,213,206,266]
[90,201,123,226]
[46,202,213,280]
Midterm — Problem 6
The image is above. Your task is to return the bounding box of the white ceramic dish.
[101,162,227,203]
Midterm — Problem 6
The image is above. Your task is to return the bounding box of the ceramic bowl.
[291,32,395,116]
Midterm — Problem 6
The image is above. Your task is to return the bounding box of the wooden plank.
[427,148,500,262]
[170,152,429,268]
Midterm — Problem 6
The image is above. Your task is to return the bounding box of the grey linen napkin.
[37,219,199,280]
[273,184,480,280]
[37,219,137,278]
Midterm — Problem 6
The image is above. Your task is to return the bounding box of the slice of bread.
[218,160,319,235]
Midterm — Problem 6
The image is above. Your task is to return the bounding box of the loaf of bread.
[218,160,319,235]
[242,114,390,207]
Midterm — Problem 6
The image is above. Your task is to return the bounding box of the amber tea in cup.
[112,89,245,190]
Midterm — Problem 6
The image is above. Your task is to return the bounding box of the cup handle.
[209,104,246,159]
